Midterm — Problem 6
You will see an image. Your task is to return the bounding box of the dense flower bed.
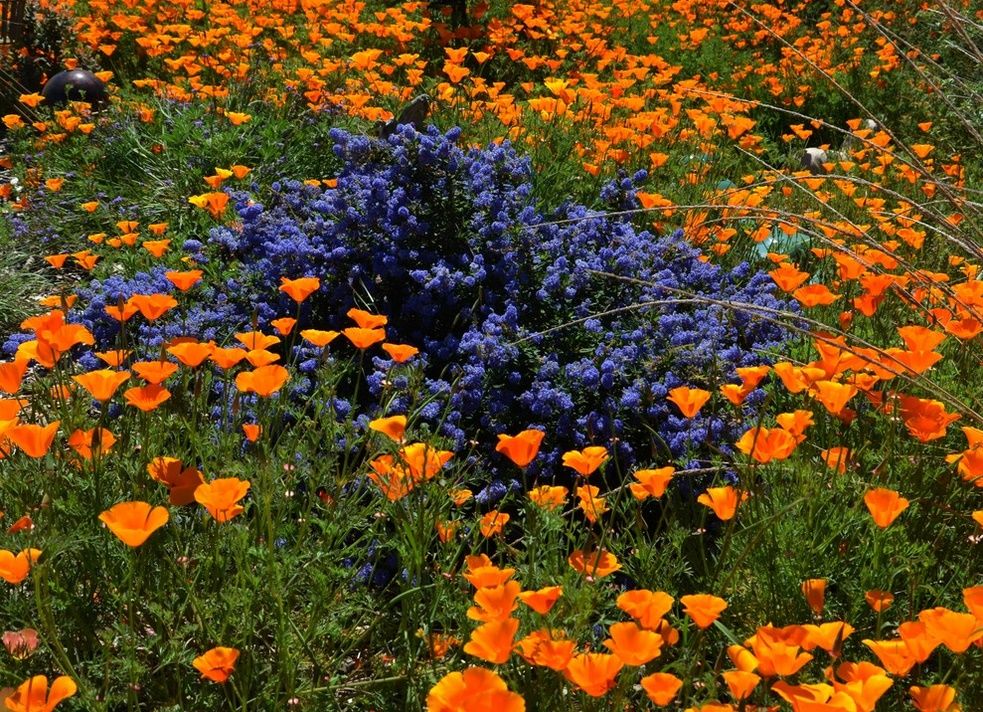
[8,126,793,493]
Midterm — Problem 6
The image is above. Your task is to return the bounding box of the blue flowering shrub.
[11,125,794,494]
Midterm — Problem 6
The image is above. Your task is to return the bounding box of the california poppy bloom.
[568,548,620,579]
[67,427,116,461]
[496,429,545,468]
[722,670,760,701]
[195,478,250,522]
[463,618,518,664]
[0,548,41,584]
[381,343,419,362]
[279,276,321,303]
[270,317,297,335]
[562,652,624,697]
[667,386,711,418]
[603,621,664,666]
[734,426,798,463]
[697,486,748,521]
[4,675,76,712]
[467,581,521,623]
[462,555,516,589]
[235,331,280,350]
[300,329,340,348]
[517,586,563,614]
[73,369,131,401]
[479,510,509,538]
[369,415,406,442]
[629,467,675,501]
[909,684,957,712]
[99,501,169,547]
[343,327,386,349]
[680,594,728,629]
[617,589,674,630]
[6,421,59,458]
[193,646,240,683]
[864,488,909,528]
[165,270,203,291]
[210,347,248,370]
[167,341,215,367]
[132,361,178,385]
[801,579,826,615]
[128,294,178,321]
[562,446,609,476]
[146,457,205,506]
[865,590,894,612]
[242,424,262,442]
[235,365,290,397]
[528,485,567,510]
[427,667,525,712]
[515,629,576,670]
[640,672,682,706]
[347,308,388,329]
[0,359,28,394]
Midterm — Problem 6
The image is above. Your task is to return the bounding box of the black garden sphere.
[41,69,108,107]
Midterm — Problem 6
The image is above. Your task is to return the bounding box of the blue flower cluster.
[7,124,794,497]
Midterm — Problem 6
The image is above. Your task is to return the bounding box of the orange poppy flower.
[146,457,206,506]
[210,347,248,370]
[898,395,960,442]
[435,520,461,543]
[527,485,567,510]
[132,361,178,385]
[576,484,609,523]
[235,331,280,350]
[776,410,814,442]
[812,380,858,415]
[73,369,131,401]
[369,415,406,442]
[0,359,28,394]
[105,302,139,322]
[43,254,69,269]
[300,329,339,348]
[244,349,280,368]
[242,424,262,442]
[794,284,841,307]
[195,477,250,522]
[801,579,826,615]
[617,589,674,630]
[628,467,676,500]
[918,607,983,653]
[4,675,76,712]
[463,618,519,664]
[909,684,957,712]
[142,239,171,258]
[820,446,852,474]
[681,594,728,629]
[427,667,525,712]
[734,426,798,463]
[745,627,812,677]
[235,365,290,397]
[381,343,419,362]
[193,646,240,683]
[517,586,563,614]
[7,514,34,535]
[563,652,624,697]
[94,350,131,368]
[279,276,321,303]
[561,446,609,476]
[188,191,230,218]
[727,643,759,673]
[640,672,682,706]
[0,548,42,584]
[124,384,171,412]
[468,581,522,623]
[67,427,116,461]
[667,386,711,418]
[347,308,388,329]
[343,327,386,349]
[801,621,854,655]
[6,421,59,458]
[462,555,515,589]
[496,429,545,468]
[697,486,748,521]
[479,510,510,538]
[165,270,203,291]
[128,294,178,321]
[722,670,760,701]
[864,488,909,528]
[270,317,297,335]
[604,621,664,665]
[964,585,983,621]
[167,341,215,367]
[865,590,894,612]
[862,640,916,675]
[515,629,576,670]
[568,548,620,579]
[99,501,169,547]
